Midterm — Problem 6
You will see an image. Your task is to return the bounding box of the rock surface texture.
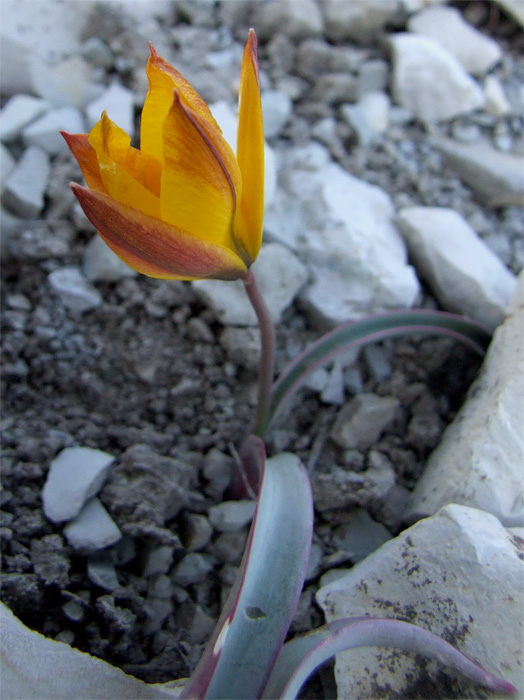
[406,272,524,527]
[316,504,524,699]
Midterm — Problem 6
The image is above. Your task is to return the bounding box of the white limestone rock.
[23,106,85,155]
[171,553,215,587]
[264,143,419,327]
[331,393,400,450]
[316,504,524,699]
[87,559,121,592]
[208,500,256,532]
[64,498,122,554]
[323,0,400,43]
[408,5,502,75]
[0,36,38,96]
[48,267,102,313]
[0,145,15,191]
[0,0,92,66]
[431,136,524,207]
[0,603,178,700]
[83,234,137,282]
[261,90,293,139]
[42,446,114,524]
[389,33,485,123]
[86,81,135,137]
[0,95,50,142]
[192,243,308,326]
[340,91,390,146]
[142,545,176,578]
[483,75,512,117]
[397,207,516,330]
[3,146,50,218]
[405,273,524,527]
[253,0,324,42]
[30,55,102,109]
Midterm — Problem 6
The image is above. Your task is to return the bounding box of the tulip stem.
[242,268,275,437]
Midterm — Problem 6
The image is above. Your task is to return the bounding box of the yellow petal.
[234,29,264,263]
[89,112,161,196]
[141,45,222,162]
[161,91,242,252]
[89,113,161,219]
[61,131,106,193]
[71,184,247,280]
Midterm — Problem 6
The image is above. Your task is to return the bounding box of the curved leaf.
[258,310,491,437]
[181,446,313,699]
[263,617,516,699]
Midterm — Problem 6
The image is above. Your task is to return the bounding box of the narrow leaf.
[181,447,313,699]
[259,310,491,437]
[263,617,516,699]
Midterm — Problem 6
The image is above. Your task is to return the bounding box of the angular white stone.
[192,243,308,326]
[23,106,84,155]
[323,0,399,42]
[483,75,511,117]
[3,146,50,218]
[0,0,92,66]
[265,143,419,327]
[432,136,524,207]
[408,5,502,75]
[0,95,50,142]
[208,500,256,532]
[331,393,400,450]
[405,274,524,527]
[340,91,390,146]
[0,36,37,96]
[261,90,292,138]
[316,504,524,699]
[253,0,324,41]
[86,81,135,137]
[64,498,122,554]
[0,603,178,699]
[390,33,485,123]
[30,55,101,109]
[42,446,114,523]
[48,267,102,313]
[83,234,137,282]
[397,207,516,330]
[0,144,15,190]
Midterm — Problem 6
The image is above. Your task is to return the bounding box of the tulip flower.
[62,30,263,281]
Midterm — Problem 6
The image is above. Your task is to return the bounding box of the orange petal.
[141,45,221,162]
[233,29,264,263]
[61,131,106,193]
[161,91,242,251]
[71,184,247,281]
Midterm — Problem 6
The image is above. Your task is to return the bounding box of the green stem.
[242,268,275,437]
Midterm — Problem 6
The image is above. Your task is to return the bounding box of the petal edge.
[71,184,247,281]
